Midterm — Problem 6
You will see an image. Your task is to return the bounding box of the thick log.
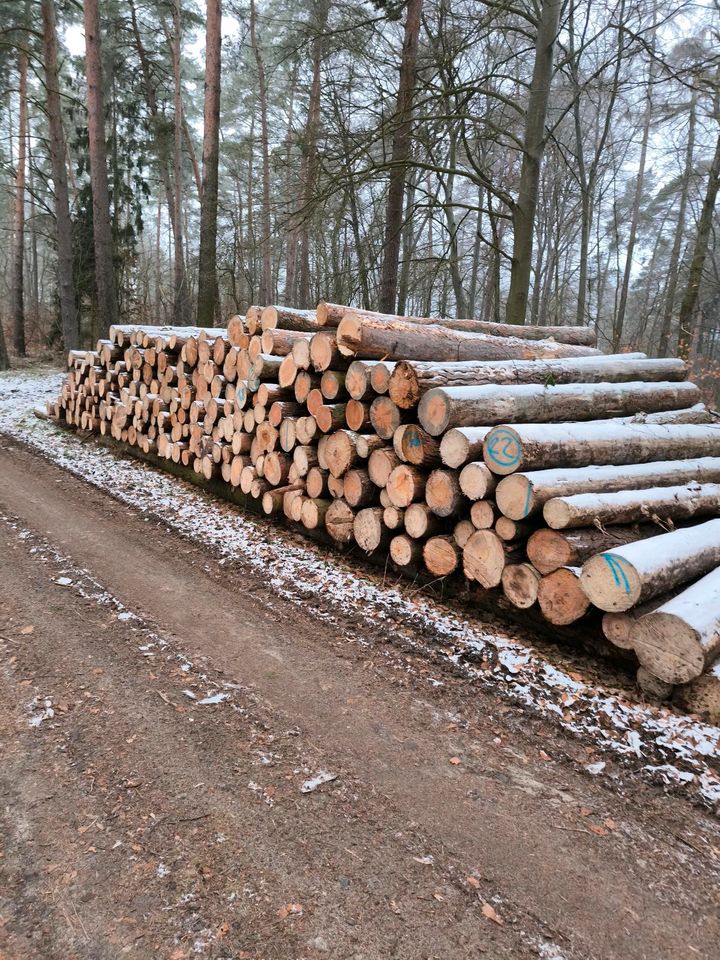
[301,497,331,530]
[400,425,442,467]
[369,396,405,439]
[325,499,355,542]
[501,563,542,609]
[291,337,311,370]
[495,457,720,520]
[404,503,444,539]
[425,469,465,518]
[439,427,492,469]
[369,362,396,395]
[353,506,390,553]
[459,462,497,501]
[310,331,345,372]
[343,469,377,508]
[527,525,658,576]
[336,313,601,362]
[390,354,682,410]
[636,667,674,702]
[419,381,700,436]
[580,519,720,612]
[260,328,313,356]
[423,536,461,576]
[324,429,361,477]
[316,302,597,344]
[278,355,298,388]
[483,416,720,476]
[315,403,348,433]
[544,482,720,530]
[345,360,382,400]
[263,451,291,486]
[367,447,401,487]
[386,464,426,508]
[346,399,372,431]
[674,662,720,725]
[390,534,424,567]
[538,568,590,626]
[260,305,320,332]
[463,530,520,588]
[293,444,318,476]
[320,370,346,401]
[630,565,720,683]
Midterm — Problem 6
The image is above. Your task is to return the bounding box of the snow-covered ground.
[1,365,719,808]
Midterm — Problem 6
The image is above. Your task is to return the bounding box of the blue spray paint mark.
[522,481,532,518]
[603,554,631,595]
[486,428,521,468]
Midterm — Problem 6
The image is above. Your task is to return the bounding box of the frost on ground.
[1,366,719,809]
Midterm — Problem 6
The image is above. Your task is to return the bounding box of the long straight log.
[544,482,720,530]
[260,306,321,332]
[527,525,660,576]
[495,456,720,520]
[419,380,700,436]
[316,302,597,345]
[336,314,601,362]
[580,519,720,612]
[389,354,684,409]
[630,566,720,683]
[483,415,720,476]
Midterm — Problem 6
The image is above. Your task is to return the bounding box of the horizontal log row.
[52,304,720,721]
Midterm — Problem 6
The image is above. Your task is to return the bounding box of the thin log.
[544,482,720,530]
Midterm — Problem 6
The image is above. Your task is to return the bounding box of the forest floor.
[1,366,720,960]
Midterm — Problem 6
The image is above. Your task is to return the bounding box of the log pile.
[50,303,720,719]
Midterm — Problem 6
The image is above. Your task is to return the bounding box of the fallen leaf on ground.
[604,818,617,830]
[466,876,480,889]
[449,757,461,766]
[588,824,608,836]
[579,807,592,817]
[481,902,503,925]
[277,903,303,919]
[20,626,34,635]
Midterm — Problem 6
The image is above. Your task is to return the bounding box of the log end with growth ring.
[462,530,506,588]
[495,474,536,520]
[336,314,363,356]
[580,553,643,612]
[631,613,707,684]
[483,425,524,475]
[418,388,453,436]
[537,567,590,625]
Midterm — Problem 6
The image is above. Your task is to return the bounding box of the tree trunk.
[83,0,118,338]
[170,0,192,325]
[378,0,423,314]
[249,0,273,305]
[11,17,29,355]
[196,0,222,327]
[677,128,720,360]
[42,0,79,351]
[506,0,563,325]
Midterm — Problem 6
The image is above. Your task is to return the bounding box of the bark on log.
[316,301,597,344]
[419,381,700,436]
[343,468,377,508]
[630,565,720,683]
[345,399,372,431]
[370,362,396,395]
[538,567,590,626]
[260,328,313,356]
[483,417,720,476]
[544,482,720,530]
[674,662,720,726]
[310,332,344,372]
[495,457,720,520]
[390,354,681,410]
[336,313,601,362]
[581,519,720,612]
[260,305,320,331]
[527,525,659,576]
[301,497,331,530]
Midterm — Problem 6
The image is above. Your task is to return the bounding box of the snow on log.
[580,519,720,613]
[495,457,720,520]
[419,380,700,436]
[389,354,683,410]
[260,306,321,332]
[336,314,601,362]
[483,415,720,476]
[630,565,720,684]
[527,525,659,576]
[544,482,720,530]
[439,427,493,469]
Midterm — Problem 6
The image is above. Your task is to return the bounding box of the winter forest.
[0,0,719,381]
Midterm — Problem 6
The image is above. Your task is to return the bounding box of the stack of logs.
[51,302,720,716]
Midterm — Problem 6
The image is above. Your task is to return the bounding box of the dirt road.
[1,436,719,960]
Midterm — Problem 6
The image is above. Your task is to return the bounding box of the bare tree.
[169,0,192,324]
[378,0,423,314]
[197,0,222,326]
[83,0,118,338]
[505,0,562,325]
[41,0,78,351]
[249,0,273,305]
[11,5,29,355]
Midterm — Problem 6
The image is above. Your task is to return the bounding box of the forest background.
[0,0,718,394]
